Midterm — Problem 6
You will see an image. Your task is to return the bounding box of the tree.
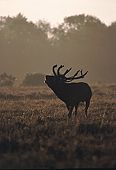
[0,73,15,87]
[22,73,45,86]
[0,13,116,83]
[0,13,52,75]
[51,14,110,82]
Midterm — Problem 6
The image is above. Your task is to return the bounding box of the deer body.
[45,65,92,119]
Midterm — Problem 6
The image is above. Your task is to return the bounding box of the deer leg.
[85,100,90,118]
[66,104,70,111]
[74,104,80,123]
[68,106,74,119]
[74,104,79,117]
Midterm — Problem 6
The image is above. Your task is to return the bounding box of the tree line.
[0,13,116,83]
[0,72,45,86]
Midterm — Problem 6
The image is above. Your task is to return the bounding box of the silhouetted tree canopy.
[0,13,116,83]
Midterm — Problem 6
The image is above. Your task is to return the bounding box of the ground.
[0,83,116,168]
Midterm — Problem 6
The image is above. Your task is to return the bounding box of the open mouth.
[44,75,49,84]
[44,77,47,83]
[44,75,47,83]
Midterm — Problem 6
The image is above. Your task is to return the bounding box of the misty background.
[0,13,116,84]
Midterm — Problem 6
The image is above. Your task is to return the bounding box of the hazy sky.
[0,0,116,26]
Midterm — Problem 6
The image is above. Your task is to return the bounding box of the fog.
[0,14,116,83]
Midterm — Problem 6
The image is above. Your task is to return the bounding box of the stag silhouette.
[45,65,92,119]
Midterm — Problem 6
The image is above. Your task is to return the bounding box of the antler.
[63,67,72,76]
[57,65,64,75]
[57,65,72,77]
[66,70,80,80]
[52,64,57,76]
[52,65,88,82]
[66,69,88,81]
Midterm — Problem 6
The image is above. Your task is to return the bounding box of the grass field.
[0,83,116,168]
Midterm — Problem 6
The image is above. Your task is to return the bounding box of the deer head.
[45,64,88,87]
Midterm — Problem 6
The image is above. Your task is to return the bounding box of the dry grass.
[0,83,116,168]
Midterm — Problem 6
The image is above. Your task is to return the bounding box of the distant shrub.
[22,73,45,86]
[0,72,16,87]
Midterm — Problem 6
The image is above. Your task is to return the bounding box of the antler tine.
[66,69,88,81]
[53,64,57,76]
[63,68,72,76]
[73,70,80,78]
[57,65,64,75]
[65,70,80,80]
[73,70,88,79]
[80,70,88,78]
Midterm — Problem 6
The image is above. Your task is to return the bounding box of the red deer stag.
[45,65,92,119]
